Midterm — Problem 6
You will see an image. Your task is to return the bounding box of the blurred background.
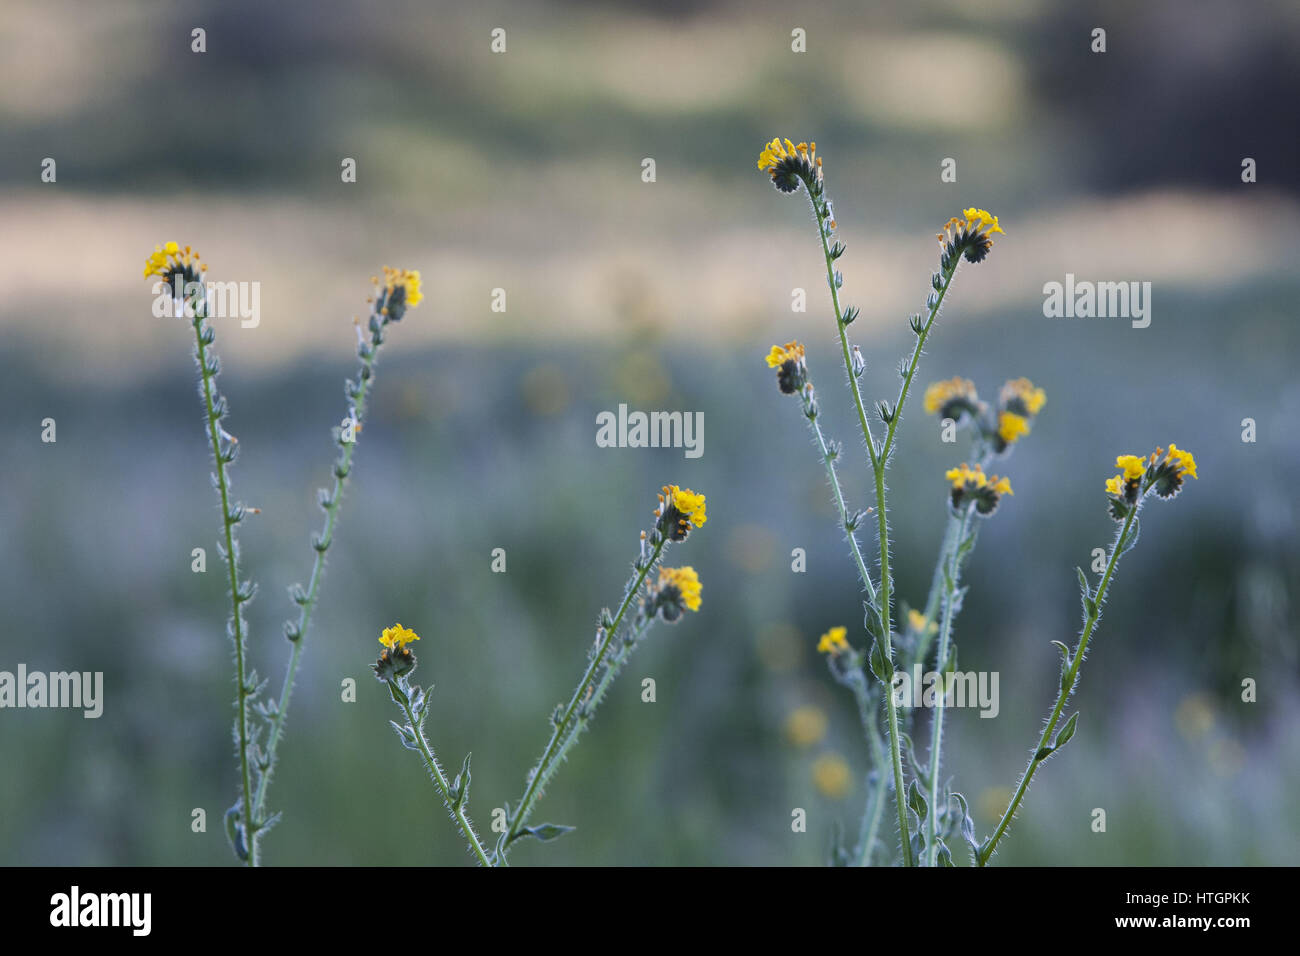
[1,0,1297,866]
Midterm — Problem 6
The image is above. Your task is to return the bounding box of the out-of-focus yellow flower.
[765,341,805,368]
[784,706,828,748]
[658,566,702,612]
[817,626,849,655]
[997,411,1030,444]
[1000,378,1046,416]
[812,753,853,799]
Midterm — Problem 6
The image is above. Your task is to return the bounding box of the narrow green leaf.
[1054,712,1080,749]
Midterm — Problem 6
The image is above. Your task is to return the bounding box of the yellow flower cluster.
[997,411,1031,444]
[945,462,1012,496]
[378,266,423,310]
[1167,443,1198,479]
[658,566,702,612]
[812,753,852,799]
[937,208,1005,247]
[923,376,978,416]
[666,485,707,528]
[765,341,805,368]
[379,622,420,649]
[1106,445,1198,495]
[757,138,822,193]
[142,240,205,280]
[817,625,849,655]
[1001,377,1047,416]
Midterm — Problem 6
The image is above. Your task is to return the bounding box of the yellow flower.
[379,622,420,649]
[784,706,828,748]
[1105,474,1124,496]
[757,138,822,193]
[1116,455,1146,480]
[945,462,986,489]
[765,341,805,368]
[812,754,853,799]
[817,626,849,655]
[1166,443,1198,480]
[923,376,979,417]
[1000,377,1046,417]
[997,411,1030,444]
[657,484,707,542]
[937,208,1005,265]
[946,462,1012,515]
[657,565,702,612]
[375,266,422,320]
[907,609,928,633]
[672,487,707,527]
[961,207,1005,235]
[142,241,204,281]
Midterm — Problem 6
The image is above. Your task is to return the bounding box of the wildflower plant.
[145,244,420,865]
[373,485,707,865]
[756,139,1197,865]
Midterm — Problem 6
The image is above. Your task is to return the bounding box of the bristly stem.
[978,505,1139,865]
[252,328,384,834]
[191,298,257,867]
[803,390,877,606]
[843,668,888,865]
[805,183,912,867]
[388,678,492,867]
[503,534,667,859]
[925,504,974,866]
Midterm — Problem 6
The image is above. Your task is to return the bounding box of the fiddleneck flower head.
[817,625,850,655]
[649,565,702,622]
[999,378,1046,417]
[656,485,707,541]
[937,207,1005,268]
[373,622,420,681]
[757,138,823,194]
[945,462,1013,516]
[371,267,422,323]
[1105,443,1199,519]
[765,340,807,395]
[923,376,982,422]
[143,240,206,283]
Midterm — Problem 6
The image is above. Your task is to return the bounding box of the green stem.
[504,536,667,855]
[804,182,914,866]
[252,341,380,828]
[390,680,492,867]
[805,401,877,606]
[845,669,888,866]
[192,308,257,867]
[925,505,974,866]
[978,505,1138,865]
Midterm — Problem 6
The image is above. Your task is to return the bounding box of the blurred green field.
[1,0,1297,865]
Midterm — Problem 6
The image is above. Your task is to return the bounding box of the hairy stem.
[845,668,888,866]
[253,338,382,830]
[192,306,257,867]
[504,536,667,857]
[804,183,915,866]
[390,680,492,867]
[925,505,974,866]
[979,506,1138,865]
